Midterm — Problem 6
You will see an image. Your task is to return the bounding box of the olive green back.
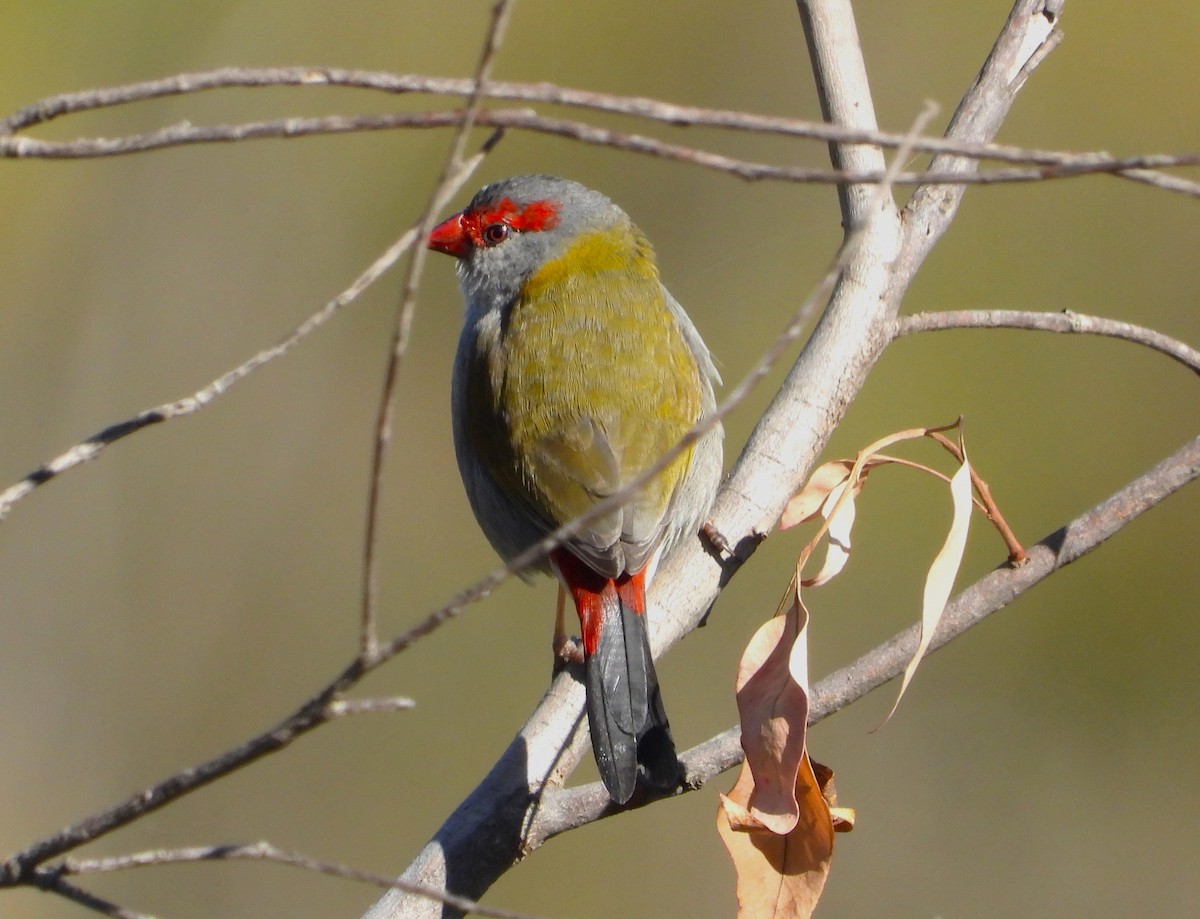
[459,223,703,573]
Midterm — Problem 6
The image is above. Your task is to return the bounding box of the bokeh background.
[2,2,1198,917]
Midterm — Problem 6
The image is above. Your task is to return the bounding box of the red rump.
[428,197,559,258]
[615,570,647,617]
[552,550,646,657]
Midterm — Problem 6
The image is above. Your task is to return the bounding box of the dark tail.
[584,575,681,804]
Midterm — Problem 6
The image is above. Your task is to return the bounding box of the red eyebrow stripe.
[509,199,558,232]
[464,197,559,239]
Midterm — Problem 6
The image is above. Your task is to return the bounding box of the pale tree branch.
[12,101,1194,192]
[892,309,1200,375]
[896,0,1066,279]
[325,697,417,718]
[796,0,893,224]
[0,67,1112,156]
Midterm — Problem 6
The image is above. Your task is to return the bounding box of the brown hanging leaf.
[717,750,837,918]
[718,572,853,917]
[732,586,811,834]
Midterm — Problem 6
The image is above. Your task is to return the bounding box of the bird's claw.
[552,634,585,674]
[700,520,731,556]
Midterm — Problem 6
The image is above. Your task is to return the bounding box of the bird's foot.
[700,519,731,556]
[552,633,585,675]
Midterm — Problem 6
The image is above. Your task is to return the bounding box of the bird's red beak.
[428,212,472,259]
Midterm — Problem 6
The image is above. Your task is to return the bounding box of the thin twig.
[7,105,1196,195]
[0,230,402,522]
[359,0,515,661]
[325,697,417,717]
[892,309,1200,376]
[0,67,1097,158]
[357,149,493,658]
[56,841,545,919]
[0,65,1189,167]
[926,430,1027,564]
[32,876,152,919]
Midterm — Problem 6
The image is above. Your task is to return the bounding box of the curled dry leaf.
[717,575,851,917]
[802,481,856,588]
[811,759,856,833]
[717,750,837,919]
[732,589,811,834]
[780,461,856,530]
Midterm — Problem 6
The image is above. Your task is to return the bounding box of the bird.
[428,175,723,804]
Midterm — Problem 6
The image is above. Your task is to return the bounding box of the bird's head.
[428,175,631,311]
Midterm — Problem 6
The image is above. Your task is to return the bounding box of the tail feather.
[584,578,681,804]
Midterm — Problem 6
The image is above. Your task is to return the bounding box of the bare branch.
[28,876,152,919]
[15,101,1192,191]
[57,842,545,919]
[893,309,1200,375]
[896,0,1066,278]
[359,0,514,661]
[0,64,1158,164]
[0,67,1097,156]
[3,70,1197,195]
[325,697,417,718]
[796,0,892,223]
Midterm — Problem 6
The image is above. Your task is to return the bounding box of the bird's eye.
[481,223,510,246]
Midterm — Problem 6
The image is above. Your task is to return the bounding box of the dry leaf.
[882,446,974,722]
[733,593,811,834]
[718,751,836,918]
[802,481,857,587]
[811,760,856,833]
[780,461,855,530]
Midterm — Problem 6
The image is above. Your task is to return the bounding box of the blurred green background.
[2,2,1197,917]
